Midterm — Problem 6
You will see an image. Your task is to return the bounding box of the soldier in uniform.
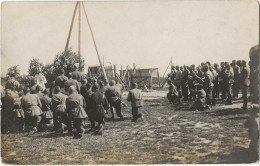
[175,65,182,99]
[181,65,190,101]
[240,60,250,109]
[219,62,226,100]
[231,60,240,99]
[88,83,109,134]
[66,86,87,138]
[71,63,84,87]
[21,87,42,134]
[223,64,234,105]
[105,80,124,120]
[202,65,214,107]
[191,83,211,111]
[166,80,182,105]
[55,69,68,93]
[51,86,68,133]
[36,87,53,131]
[1,89,19,133]
[64,73,80,94]
[213,63,221,98]
[5,76,20,91]
[127,83,144,122]
[30,79,38,94]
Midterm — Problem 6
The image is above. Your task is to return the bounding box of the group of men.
[166,60,250,111]
[1,67,144,138]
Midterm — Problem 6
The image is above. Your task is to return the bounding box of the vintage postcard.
[1,0,259,164]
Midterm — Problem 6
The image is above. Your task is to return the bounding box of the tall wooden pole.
[78,2,81,57]
[114,65,117,83]
[82,2,107,80]
[65,2,79,51]
[171,56,172,67]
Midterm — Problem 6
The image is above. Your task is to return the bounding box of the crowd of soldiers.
[166,60,250,111]
[1,66,143,138]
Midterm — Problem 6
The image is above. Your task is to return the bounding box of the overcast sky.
[1,0,259,76]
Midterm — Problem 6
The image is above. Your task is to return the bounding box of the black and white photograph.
[1,0,259,164]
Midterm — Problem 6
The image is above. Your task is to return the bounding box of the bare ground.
[1,89,259,164]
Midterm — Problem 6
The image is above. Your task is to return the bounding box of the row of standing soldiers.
[1,68,143,138]
[167,60,250,111]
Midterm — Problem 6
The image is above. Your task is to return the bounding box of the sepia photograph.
[1,0,259,164]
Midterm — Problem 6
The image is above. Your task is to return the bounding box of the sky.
[1,0,259,76]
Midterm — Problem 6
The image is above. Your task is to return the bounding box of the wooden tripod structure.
[65,1,108,80]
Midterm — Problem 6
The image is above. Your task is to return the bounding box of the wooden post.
[65,2,79,51]
[82,2,107,80]
[78,2,81,57]
[114,65,117,83]
[158,71,160,87]
[121,65,123,77]
[150,76,153,89]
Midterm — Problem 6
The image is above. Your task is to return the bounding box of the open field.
[1,89,258,164]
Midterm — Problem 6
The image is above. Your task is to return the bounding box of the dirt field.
[1,89,259,164]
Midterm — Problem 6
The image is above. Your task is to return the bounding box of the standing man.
[240,60,250,109]
[21,87,42,134]
[175,65,182,99]
[127,83,144,122]
[181,65,190,101]
[55,69,68,93]
[202,65,214,107]
[34,69,47,91]
[223,64,234,105]
[213,63,221,98]
[71,63,84,87]
[231,60,240,99]
[64,73,80,94]
[105,80,124,120]
[66,86,87,138]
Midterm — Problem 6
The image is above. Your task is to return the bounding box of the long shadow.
[210,108,247,116]
[216,146,258,164]
[223,116,249,120]
[104,116,132,122]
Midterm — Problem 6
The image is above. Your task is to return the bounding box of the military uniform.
[167,83,180,104]
[55,75,68,89]
[105,85,124,119]
[21,93,42,132]
[127,88,143,121]
[181,69,190,101]
[37,92,53,130]
[71,70,84,86]
[232,65,240,98]
[192,88,207,111]
[66,92,87,138]
[89,91,109,132]
[1,90,19,133]
[240,66,250,108]
[204,71,214,106]
[64,79,80,94]
[175,69,183,98]
[223,68,234,105]
[51,92,67,131]
[5,77,19,91]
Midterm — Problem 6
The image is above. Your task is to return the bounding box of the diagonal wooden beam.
[65,2,79,51]
[82,2,107,80]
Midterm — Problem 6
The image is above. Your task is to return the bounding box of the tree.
[28,58,44,76]
[7,65,20,77]
[53,48,85,76]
